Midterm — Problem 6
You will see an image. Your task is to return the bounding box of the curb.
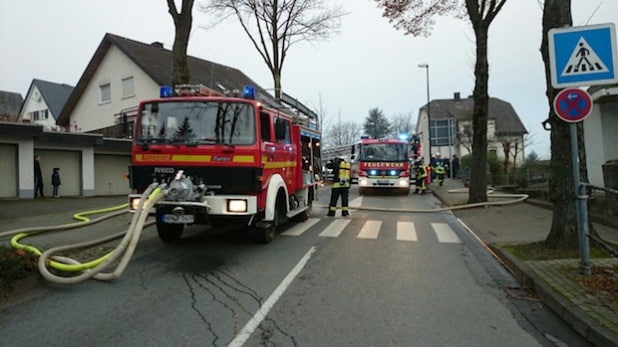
[490,245,618,347]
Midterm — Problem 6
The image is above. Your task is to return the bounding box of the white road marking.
[357,220,381,239]
[349,197,363,208]
[281,218,320,236]
[431,223,461,243]
[396,221,417,242]
[228,247,316,347]
[318,219,351,237]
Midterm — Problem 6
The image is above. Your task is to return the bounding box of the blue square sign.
[549,23,618,88]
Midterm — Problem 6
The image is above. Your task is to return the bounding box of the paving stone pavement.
[431,179,618,347]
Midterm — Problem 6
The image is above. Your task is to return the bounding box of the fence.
[584,183,618,257]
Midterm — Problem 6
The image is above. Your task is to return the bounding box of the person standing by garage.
[34,155,45,198]
[51,167,61,198]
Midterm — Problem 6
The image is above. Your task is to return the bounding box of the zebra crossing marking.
[349,197,363,208]
[281,218,461,244]
[396,221,417,242]
[282,218,320,236]
[357,220,381,239]
[431,223,461,243]
[318,218,351,237]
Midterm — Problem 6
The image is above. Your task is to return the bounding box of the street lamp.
[418,63,432,163]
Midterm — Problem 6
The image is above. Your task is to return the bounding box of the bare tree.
[313,93,331,134]
[375,0,508,203]
[390,112,415,137]
[325,114,361,147]
[168,0,195,86]
[456,120,473,153]
[540,0,593,250]
[201,0,346,100]
[498,136,514,183]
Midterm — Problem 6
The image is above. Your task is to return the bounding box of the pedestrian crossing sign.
[549,23,618,88]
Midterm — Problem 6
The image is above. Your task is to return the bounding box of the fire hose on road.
[0,183,164,284]
[1,185,527,285]
[314,188,529,213]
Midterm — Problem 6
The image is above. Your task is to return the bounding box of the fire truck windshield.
[360,143,408,162]
[136,101,256,145]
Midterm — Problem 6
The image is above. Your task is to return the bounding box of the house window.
[431,119,456,147]
[100,83,111,103]
[28,110,49,121]
[122,77,134,98]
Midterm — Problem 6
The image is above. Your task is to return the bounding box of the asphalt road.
[0,186,591,346]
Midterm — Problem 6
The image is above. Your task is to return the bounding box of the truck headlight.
[129,196,142,211]
[227,199,248,212]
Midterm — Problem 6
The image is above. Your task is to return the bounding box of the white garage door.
[35,149,81,197]
[94,154,131,196]
[0,144,18,198]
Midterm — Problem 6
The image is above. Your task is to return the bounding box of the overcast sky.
[1,1,617,159]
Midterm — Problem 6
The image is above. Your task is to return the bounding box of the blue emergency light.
[243,85,255,99]
[398,133,409,141]
[160,86,173,98]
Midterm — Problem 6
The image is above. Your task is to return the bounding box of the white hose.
[37,183,164,284]
[315,188,528,213]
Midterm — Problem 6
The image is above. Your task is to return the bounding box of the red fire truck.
[351,137,411,195]
[128,84,320,243]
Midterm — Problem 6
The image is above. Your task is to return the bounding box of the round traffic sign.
[553,88,593,123]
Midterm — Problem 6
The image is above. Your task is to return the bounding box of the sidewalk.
[430,179,618,347]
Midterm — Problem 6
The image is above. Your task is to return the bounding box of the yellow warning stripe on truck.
[134,154,255,163]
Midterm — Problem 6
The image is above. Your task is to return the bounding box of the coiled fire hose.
[0,183,164,284]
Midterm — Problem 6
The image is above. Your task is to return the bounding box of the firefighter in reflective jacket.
[327,157,351,217]
[432,153,446,187]
[413,158,428,195]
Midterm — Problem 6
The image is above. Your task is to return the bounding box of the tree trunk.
[168,0,194,87]
[541,0,581,250]
[468,23,490,203]
[273,69,282,101]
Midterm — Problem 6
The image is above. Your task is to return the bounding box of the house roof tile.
[58,33,278,126]
[31,79,74,120]
[422,94,528,136]
[0,90,24,121]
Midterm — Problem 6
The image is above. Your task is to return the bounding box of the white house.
[19,79,73,131]
[416,92,528,166]
[58,33,279,136]
[585,83,618,187]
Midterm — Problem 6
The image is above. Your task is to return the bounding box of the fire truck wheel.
[156,220,184,243]
[359,188,366,196]
[257,208,278,244]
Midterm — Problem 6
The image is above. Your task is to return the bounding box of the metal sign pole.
[569,123,591,275]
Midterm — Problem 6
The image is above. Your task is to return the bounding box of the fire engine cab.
[128,84,320,244]
[351,136,411,195]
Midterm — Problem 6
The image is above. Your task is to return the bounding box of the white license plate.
[377,180,390,184]
[163,214,194,224]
